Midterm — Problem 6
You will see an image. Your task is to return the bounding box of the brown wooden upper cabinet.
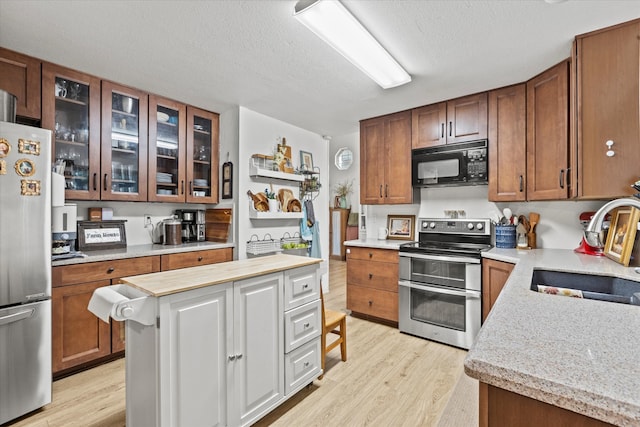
[360,110,412,205]
[488,61,570,202]
[186,106,220,204]
[101,81,149,201]
[412,93,488,149]
[526,60,570,200]
[575,19,640,199]
[0,47,41,121]
[42,63,102,200]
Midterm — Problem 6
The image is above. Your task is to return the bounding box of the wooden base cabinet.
[52,256,160,376]
[126,265,321,427]
[479,383,614,427]
[481,258,514,322]
[346,247,399,324]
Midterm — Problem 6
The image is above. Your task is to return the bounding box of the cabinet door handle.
[519,175,523,192]
[441,123,445,139]
[235,353,243,360]
[181,180,185,195]
[369,273,373,279]
[559,169,565,189]
[93,173,97,191]
[379,185,383,198]
[104,174,108,192]
[449,121,452,137]
[566,167,571,189]
[197,256,203,262]
[385,184,388,198]
[189,181,193,195]
[369,252,373,258]
[368,300,373,306]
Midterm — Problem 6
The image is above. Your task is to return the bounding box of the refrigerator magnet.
[15,159,35,177]
[0,138,10,158]
[18,139,40,156]
[0,159,6,175]
[20,179,40,196]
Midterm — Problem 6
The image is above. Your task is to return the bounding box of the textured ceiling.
[0,1,638,137]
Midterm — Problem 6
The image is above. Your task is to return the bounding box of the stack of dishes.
[157,112,169,123]
[158,189,173,195]
[157,172,173,183]
[193,179,207,187]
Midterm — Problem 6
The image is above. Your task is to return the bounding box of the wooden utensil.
[518,215,530,232]
[529,212,540,232]
[247,190,268,212]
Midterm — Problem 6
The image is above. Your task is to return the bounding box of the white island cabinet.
[107,255,322,427]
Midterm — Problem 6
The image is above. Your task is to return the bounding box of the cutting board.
[205,208,232,242]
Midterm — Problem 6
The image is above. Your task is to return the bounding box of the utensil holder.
[495,225,516,248]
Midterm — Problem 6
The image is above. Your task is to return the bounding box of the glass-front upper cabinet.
[42,63,101,200]
[101,81,148,201]
[186,106,219,204]
[148,95,186,202]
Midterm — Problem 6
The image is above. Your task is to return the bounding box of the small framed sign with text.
[77,220,128,251]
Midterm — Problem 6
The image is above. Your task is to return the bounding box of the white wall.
[237,107,330,287]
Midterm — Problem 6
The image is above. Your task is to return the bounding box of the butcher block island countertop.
[120,253,322,297]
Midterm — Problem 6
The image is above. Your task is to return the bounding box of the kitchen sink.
[530,269,640,306]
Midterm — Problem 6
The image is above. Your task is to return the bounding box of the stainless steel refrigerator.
[0,122,52,424]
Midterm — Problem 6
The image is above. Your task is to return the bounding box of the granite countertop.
[344,238,409,250]
[465,248,640,425]
[52,241,235,267]
[120,254,321,297]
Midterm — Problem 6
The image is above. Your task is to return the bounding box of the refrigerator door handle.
[0,308,35,326]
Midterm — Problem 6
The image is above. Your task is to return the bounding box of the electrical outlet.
[144,214,152,227]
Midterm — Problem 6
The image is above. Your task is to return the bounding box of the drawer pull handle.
[304,361,310,367]
[107,267,115,274]
[228,355,236,361]
[368,300,373,306]
[304,322,310,328]
[198,256,203,261]
[369,252,373,258]
[303,283,309,289]
[369,273,373,279]
[236,353,243,360]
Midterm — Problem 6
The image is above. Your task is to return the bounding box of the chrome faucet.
[584,197,640,248]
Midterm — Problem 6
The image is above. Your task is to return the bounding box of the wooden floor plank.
[7,259,473,427]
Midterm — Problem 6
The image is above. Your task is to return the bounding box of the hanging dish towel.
[305,199,315,227]
[300,203,312,241]
[310,221,322,259]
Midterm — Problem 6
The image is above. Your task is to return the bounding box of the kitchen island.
[466,248,640,426]
[100,254,322,427]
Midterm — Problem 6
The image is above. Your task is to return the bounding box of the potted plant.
[334,180,353,208]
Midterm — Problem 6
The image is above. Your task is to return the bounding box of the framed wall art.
[603,207,640,266]
[300,150,313,171]
[387,214,415,241]
[222,161,233,199]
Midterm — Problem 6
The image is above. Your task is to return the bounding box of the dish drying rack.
[246,232,309,257]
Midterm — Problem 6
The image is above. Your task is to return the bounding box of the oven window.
[417,158,460,183]
[410,258,466,288]
[410,287,465,331]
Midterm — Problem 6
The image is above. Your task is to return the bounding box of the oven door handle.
[399,253,480,264]
[399,280,481,298]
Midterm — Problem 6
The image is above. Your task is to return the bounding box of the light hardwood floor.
[8,260,470,427]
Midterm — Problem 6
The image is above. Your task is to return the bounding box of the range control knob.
[422,221,429,229]
[467,223,475,230]
[429,222,436,229]
[476,223,484,230]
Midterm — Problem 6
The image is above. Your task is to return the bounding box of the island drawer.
[160,248,233,271]
[284,337,321,395]
[53,256,160,287]
[284,300,321,353]
[284,265,319,311]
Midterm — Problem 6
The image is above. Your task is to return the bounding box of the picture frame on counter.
[77,220,127,251]
[387,214,415,240]
[603,207,640,266]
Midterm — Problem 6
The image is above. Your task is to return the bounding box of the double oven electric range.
[398,218,492,350]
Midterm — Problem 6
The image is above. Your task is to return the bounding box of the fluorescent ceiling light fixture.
[294,0,411,89]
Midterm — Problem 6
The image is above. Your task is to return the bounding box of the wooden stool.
[319,287,347,379]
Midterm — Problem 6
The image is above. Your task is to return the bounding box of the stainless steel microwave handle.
[399,252,480,264]
[399,280,480,299]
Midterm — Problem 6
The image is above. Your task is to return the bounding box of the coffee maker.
[175,209,205,242]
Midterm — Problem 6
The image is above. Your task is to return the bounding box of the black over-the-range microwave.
[412,139,488,187]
